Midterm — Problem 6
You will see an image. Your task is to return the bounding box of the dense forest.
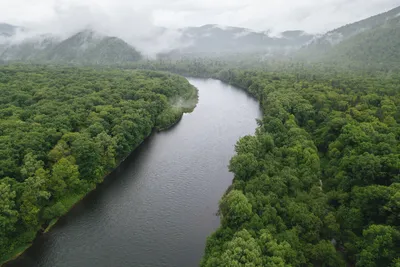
[0,61,399,267]
[1,3,399,266]
[0,65,197,263]
[194,68,399,266]
[123,59,400,266]
[119,59,400,266]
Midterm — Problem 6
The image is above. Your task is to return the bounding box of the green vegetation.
[1,5,399,267]
[0,59,398,267]
[197,68,400,266]
[328,16,400,66]
[0,65,197,264]
[118,58,400,266]
[299,6,400,69]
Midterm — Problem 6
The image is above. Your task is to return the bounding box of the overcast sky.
[1,0,399,33]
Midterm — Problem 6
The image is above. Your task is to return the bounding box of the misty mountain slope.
[0,29,142,64]
[325,16,400,64]
[297,9,400,66]
[280,30,315,45]
[0,23,17,55]
[175,24,314,56]
[0,35,60,61]
[0,23,17,37]
[45,30,142,64]
[303,5,400,55]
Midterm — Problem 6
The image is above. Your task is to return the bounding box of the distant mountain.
[0,28,142,64]
[44,30,141,64]
[0,34,59,61]
[1,23,315,61]
[171,24,315,56]
[0,23,18,37]
[2,5,400,65]
[301,5,400,64]
[326,15,400,65]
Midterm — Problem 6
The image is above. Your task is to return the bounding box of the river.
[6,78,261,267]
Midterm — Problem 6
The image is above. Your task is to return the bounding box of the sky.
[1,0,399,56]
[1,0,399,34]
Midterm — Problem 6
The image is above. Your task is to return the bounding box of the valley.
[0,4,399,267]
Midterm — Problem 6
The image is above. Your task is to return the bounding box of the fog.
[0,0,399,56]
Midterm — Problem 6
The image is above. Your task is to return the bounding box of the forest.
[1,2,400,266]
[0,60,399,266]
[0,65,197,263]
[120,59,400,266]
[196,67,400,266]
[108,58,400,266]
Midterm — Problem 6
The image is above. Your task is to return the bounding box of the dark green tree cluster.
[201,69,400,266]
[0,65,197,263]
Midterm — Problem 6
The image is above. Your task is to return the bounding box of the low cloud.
[1,0,399,55]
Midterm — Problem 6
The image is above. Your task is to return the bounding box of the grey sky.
[1,0,399,33]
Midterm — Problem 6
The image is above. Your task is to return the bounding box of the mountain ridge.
[298,5,400,65]
[0,29,142,64]
[1,5,400,64]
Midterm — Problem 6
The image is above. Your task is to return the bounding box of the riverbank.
[2,78,261,267]
[0,80,198,267]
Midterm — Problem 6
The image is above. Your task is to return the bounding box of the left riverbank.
[0,66,198,267]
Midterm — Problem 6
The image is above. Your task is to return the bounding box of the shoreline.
[1,85,198,267]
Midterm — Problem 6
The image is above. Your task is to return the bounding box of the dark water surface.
[7,79,261,267]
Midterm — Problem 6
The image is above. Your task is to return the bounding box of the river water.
[6,78,261,267]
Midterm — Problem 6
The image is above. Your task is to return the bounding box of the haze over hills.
[174,24,315,56]
[298,5,400,65]
[323,15,400,65]
[0,29,141,64]
[42,30,141,64]
[306,5,400,50]
[0,5,399,65]
[0,23,18,37]
[0,23,316,62]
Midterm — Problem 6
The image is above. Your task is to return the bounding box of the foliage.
[0,65,197,263]
[190,67,400,266]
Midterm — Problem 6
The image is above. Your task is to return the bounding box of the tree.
[20,152,44,179]
[229,153,258,181]
[357,225,400,267]
[0,179,18,247]
[204,229,263,267]
[20,169,51,227]
[220,190,253,228]
[50,156,81,198]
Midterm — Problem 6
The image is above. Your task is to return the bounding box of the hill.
[327,15,400,65]
[300,5,400,66]
[168,24,315,57]
[0,23,17,37]
[0,29,142,64]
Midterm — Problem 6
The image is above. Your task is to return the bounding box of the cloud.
[1,1,191,56]
[0,0,399,55]
[153,0,399,33]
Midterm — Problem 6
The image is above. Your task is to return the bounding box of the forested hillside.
[0,30,142,64]
[198,69,400,266]
[0,65,197,263]
[170,25,314,56]
[1,6,399,64]
[327,16,400,66]
[300,5,400,67]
